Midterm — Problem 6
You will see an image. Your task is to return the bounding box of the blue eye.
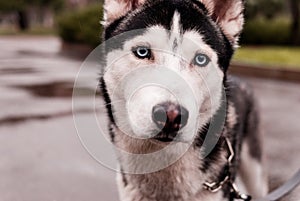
[133,46,151,59]
[194,53,210,67]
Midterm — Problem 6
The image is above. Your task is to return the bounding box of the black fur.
[99,77,115,125]
[101,0,263,200]
[104,0,234,71]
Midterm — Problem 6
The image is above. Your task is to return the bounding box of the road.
[0,36,299,201]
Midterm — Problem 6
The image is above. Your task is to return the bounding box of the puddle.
[17,50,54,58]
[12,81,97,98]
[0,67,38,75]
[0,114,51,125]
[0,109,94,126]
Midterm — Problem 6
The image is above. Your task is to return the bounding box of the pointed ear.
[200,0,244,47]
[103,0,146,26]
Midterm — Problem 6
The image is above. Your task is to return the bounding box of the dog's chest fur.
[116,145,227,201]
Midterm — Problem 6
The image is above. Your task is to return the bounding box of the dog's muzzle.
[151,102,189,142]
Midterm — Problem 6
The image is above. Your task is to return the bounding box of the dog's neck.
[114,128,228,201]
[124,152,203,199]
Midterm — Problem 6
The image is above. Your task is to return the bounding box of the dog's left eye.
[194,53,210,67]
[132,46,152,59]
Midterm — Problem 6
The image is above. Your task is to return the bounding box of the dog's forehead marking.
[171,11,181,35]
[172,38,178,53]
[170,11,181,52]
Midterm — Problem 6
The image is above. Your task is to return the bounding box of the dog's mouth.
[151,132,179,143]
[153,136,174,142]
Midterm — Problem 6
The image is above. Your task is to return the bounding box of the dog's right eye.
[132,46,152,59]
[194,53,210,67]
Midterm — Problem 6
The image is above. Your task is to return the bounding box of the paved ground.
[0,36,299,201]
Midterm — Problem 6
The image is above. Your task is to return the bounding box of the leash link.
[203,176,229,193]
[229,181,252,201]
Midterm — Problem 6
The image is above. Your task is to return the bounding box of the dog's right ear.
[200,0,244,47]
[103,0,146,26]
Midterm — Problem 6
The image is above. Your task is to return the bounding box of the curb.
[230,62,300,83]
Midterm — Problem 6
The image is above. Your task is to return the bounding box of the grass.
[233,46,300,70]
[241,17,291,45]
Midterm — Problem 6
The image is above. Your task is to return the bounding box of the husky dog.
[100,0,268,200]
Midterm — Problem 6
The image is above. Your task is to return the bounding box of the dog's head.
[101,0,244,144]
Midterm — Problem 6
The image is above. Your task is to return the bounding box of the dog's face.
[102,0,244,143]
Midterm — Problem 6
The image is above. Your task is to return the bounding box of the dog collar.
[203,138,300,201]
[203,138,252,201]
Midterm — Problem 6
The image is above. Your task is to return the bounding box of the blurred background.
[0,0,299,201]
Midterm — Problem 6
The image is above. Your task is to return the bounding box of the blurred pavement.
[0,36,299,201]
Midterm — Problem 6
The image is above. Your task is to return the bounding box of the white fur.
[227,101,237,129]
[104,15,224,142]
[116,146,228,201]
[169,11,181,52]
[171,11,181,36]
[239,142,268,198]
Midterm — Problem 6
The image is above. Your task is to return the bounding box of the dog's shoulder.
[225,75,257,113]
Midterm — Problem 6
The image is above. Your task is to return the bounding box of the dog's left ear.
[103,0,146,26]
[200,0,244,47]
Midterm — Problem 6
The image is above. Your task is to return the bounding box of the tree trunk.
[17,10,29,31]
[289,0,300,45]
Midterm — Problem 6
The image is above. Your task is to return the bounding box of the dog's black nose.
[152,102,189,133]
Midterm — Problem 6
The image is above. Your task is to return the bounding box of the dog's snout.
[152,102,189,133]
